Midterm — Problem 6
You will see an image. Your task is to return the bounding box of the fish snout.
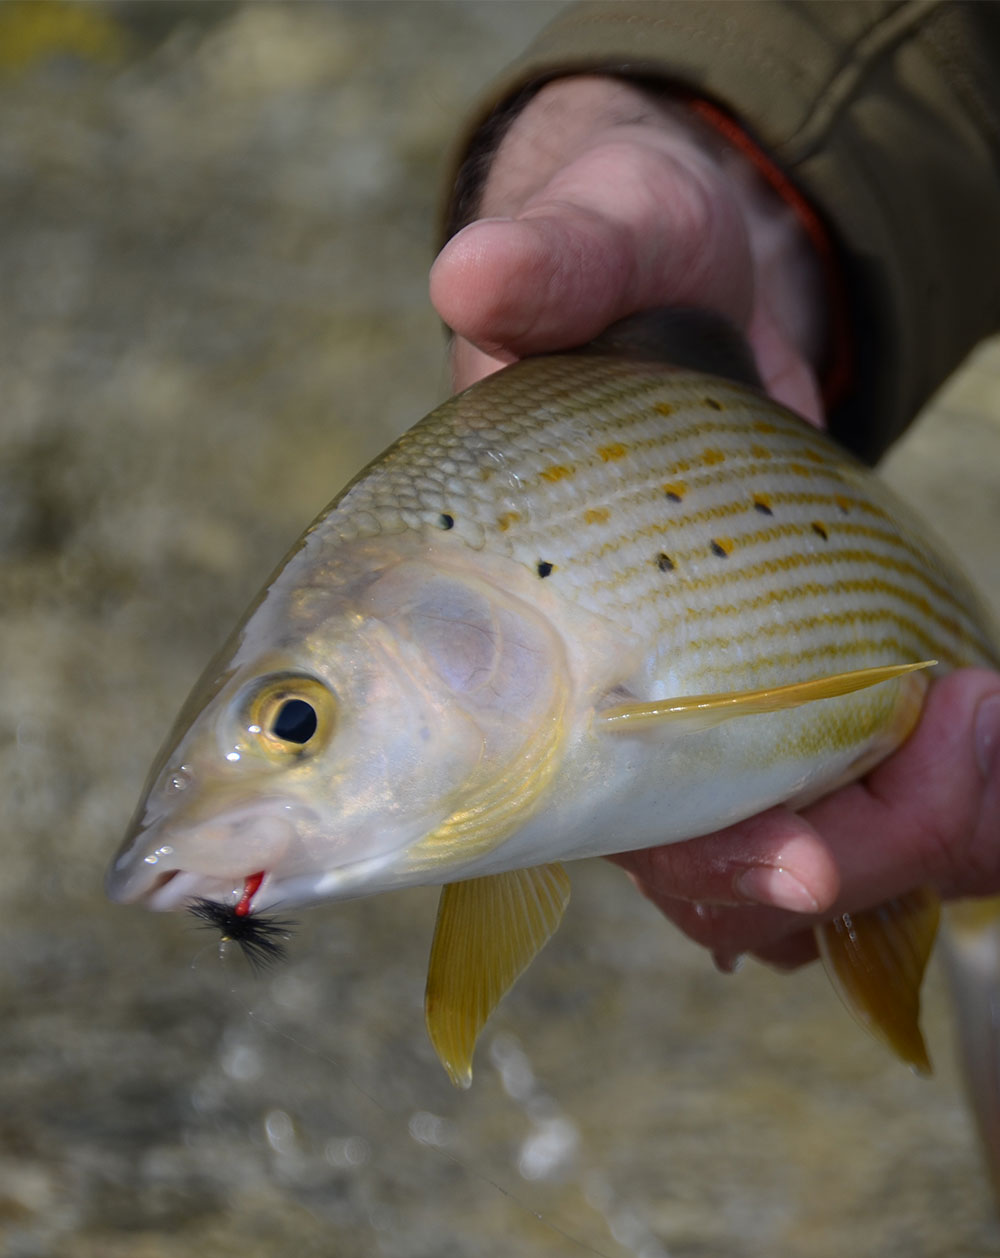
[105,800,304,909]
[104,821,189,905]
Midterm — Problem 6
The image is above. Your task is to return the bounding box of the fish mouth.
[107,844,415,927]
[105,839,172,905]
[105,797,310,907]
[108,865,250,913]
[116,865,334,915]
[140,870,246,912]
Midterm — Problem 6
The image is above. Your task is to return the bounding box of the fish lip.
[104,852,192,908]
[105,828,166,903]
[116,869,246,913]
[111,853,401,915]
[147,870,229,912]
[106,796,313,906]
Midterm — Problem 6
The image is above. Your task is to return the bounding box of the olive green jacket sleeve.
[442,1,1000,463]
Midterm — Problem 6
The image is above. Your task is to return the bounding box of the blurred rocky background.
[1,3,999,1256]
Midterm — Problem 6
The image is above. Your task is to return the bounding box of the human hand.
[431,74,1000,969]
[610,670,1000,970]
[431,75,827,422]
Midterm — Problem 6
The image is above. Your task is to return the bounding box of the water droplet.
[490,1033,535,1100]
[517,1115,579,1181]
[325,1135,370,1168]
[221,1041,262,1082]
[264,1109,295,1154]
[408,1111,452,1148]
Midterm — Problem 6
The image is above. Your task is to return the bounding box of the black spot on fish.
[703,398,724,411]
[537,560,554,578]
[656,553,675,572]
[710,538,732,558]
[752,497,774,516]
[438,513,455,530]
[189,899,296,973]
[811,522,829,541]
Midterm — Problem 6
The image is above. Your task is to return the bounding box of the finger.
[749,932,820,972]
[800,669,1000,907]
[447,253,826,415]
[713,931,819,974]
[432,209,663,361]
[630,891,806,963]
[747,299,824,425]
[609,806,840,914]
[609,807,841,964]
[431,136,753,372]
[449,336,510,390]
[614,669,1000,964]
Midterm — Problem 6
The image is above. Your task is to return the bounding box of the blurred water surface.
[2,3,1000,1256]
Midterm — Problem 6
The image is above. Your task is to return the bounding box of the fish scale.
[327,353,997,691]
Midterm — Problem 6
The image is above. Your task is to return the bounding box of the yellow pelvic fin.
[816,886,941,1074]
[424,863,571,1089]
[595,660,937,734]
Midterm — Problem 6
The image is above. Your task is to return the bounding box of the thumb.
[431,136,753,376]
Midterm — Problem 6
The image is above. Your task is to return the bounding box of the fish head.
[107,543,571,914]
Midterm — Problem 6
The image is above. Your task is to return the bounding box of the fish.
[106,307,999,1095]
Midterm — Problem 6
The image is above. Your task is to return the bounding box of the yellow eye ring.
[245,674,335,757]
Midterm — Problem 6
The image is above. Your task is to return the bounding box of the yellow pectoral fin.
[816,886,941,1073]
[424,863,571,1089]
[595,660,937,734]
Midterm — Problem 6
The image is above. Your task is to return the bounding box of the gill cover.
[362,558,571,875]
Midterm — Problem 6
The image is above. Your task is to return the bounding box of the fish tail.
[941,897,1000,1200]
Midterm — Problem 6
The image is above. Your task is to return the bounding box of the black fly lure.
[189,898,296,973]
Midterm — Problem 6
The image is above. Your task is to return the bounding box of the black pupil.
[272,698,317,744]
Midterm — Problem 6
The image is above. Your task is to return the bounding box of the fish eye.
[243,674,335,758]
[271,698,317,744]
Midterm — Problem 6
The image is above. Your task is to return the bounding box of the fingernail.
[735,865,820,913]
[975,694,1000,779]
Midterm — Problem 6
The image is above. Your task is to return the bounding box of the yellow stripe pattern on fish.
[107,311,1000,1090]
[324,354,996,697]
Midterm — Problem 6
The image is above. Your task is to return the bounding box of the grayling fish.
[107,311,999,1116]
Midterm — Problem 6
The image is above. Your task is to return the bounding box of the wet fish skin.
[107,318,997,905]
[105,310,999,1085]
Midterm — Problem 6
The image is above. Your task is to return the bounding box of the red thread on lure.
[234,870,265,917]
